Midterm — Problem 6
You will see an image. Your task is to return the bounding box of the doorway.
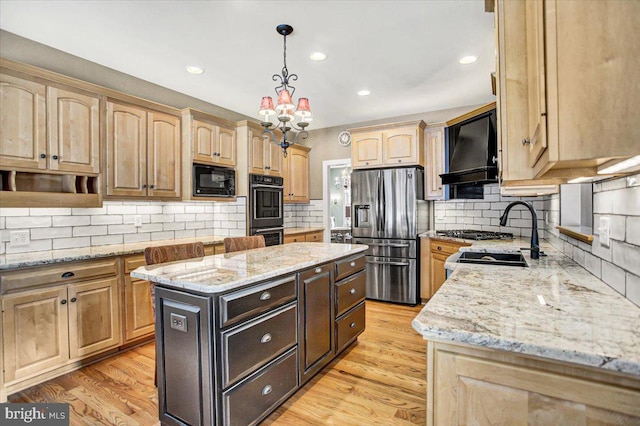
[322,159,351,243]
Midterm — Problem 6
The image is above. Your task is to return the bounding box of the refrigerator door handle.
[366,260,411,267]
[380,172,386,230]
[365,242,410,248]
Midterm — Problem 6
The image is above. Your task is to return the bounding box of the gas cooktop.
[435,229,514,241]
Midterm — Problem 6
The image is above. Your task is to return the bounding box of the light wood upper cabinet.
[283,144,310,203]
[245,122,283,177]
[216,126,236,167]
[47,86,100,174]
[0,74,46,170]
[425,125,445,200]
[147,110,181,198]
[497,0,640,180]
[350,121,425,170]
[106,100,181,199]
[191,118,236,167]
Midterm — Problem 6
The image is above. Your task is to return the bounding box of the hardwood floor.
[8,301,426,425]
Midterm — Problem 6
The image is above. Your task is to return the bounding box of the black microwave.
[193,164,235,197]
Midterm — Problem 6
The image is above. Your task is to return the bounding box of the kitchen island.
[412,237,640,424]
[131,242,367,426]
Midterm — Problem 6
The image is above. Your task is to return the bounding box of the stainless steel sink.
[457,251,528,267]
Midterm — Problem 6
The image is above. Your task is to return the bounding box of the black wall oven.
[249,174,284,246]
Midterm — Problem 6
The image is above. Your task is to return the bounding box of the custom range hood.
[440,102,498,198]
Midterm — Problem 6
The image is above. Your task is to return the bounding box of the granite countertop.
[0,235,227,270]
[284,227,324,235]
[131,242,366,294]
[412,236,640,377]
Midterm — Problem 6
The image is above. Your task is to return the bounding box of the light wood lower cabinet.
[284,230,324,244]
[422,238,470,299]
[2,277,120,384]
[427,341,640,426]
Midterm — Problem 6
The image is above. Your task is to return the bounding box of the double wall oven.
[249,174,284,246]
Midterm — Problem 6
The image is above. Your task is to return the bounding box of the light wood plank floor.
[9,301,426,425]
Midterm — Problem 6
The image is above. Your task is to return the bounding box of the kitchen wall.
[0,199,247,255]
[548,174,640,307]
[284,201,324,229]
[434,183,553,239]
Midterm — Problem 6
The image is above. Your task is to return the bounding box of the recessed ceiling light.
[459,55,478,65]
[309,52,327,61]
[357,90,371,96]
[186,66,204,74]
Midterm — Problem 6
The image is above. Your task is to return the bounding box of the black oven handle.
[252,184,284,190]
[253,227,285,233]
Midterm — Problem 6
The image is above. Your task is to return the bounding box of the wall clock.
[338,131,351,147]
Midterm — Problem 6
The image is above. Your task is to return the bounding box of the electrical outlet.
[599,216,611,248]
[10,230,30,247]
[435,210,445,221]
[134,215,143,227]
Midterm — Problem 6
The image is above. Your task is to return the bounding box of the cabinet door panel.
[192,120,216,164]
[425,127,445,199]
[48,87,99,174]
[351,132,383,168]
[0,74,46,170]
[268,141,283,176]
[525,0,547,167]
[216,126,236,167]
[249,133,267,173]
[383,127,418,165]
[68,277,120,359]
[106,102,147,196]
[288,148,309,203]
[147,111,181,198]
[124,277,154,342]
[2,287,69,382]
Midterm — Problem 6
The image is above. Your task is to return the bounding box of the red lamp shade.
[294,97,312,118]
[275,89,295,111]
[259,96,276,116]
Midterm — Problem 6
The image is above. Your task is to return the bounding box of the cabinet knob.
[365,162,369,165]
[70,297,77,303]
[350,322,356,328]
[149,185,155,189]
[260,333,272,343]
[142,184,147,189]
[350,261,356,267]
[262,385,273,396]
[260,291,271,301]
[437,246,442,251]
[61,299,67,305]
[522,138,531,145]
[61,271,75,278]
[349,288,356,295]
[398,160,401,163]
[52,155,59,160]
[315,267,322,274]
[40,153,46,159]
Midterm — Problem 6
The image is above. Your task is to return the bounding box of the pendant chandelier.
[258,24,312,157]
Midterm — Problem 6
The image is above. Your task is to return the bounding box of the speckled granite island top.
[412,237,640,377]
[0,235,227,270]
[131,242,367,294]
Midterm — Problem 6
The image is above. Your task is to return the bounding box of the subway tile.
[185,205,206,214]
[227,229,246,237]
[0,217,4,230]
[186,221,206,230]
[230,213,246,221]
[137,205,163,214]
[31,227,72,240]
[572,246,586,267]
[30,208,71,216]
[73,226,107,237]
[196,213,214,221]
[601,177,628,191]
[124,233,151,243]
[213,213,229,222]
[473,203,490,210]
[73,208,107,217]
[0,208,30,217]
[0,242,5,255]
[627,273,640,307]
[594,214,625,241]
[611,240,640,276]
[151,231,175,241]
[482,210,501,218]
[174,213,196,222]
[6,216,51,229]
[591,235,613,262]
[220,221,237,229]
[627,216,640,246]
[150,214,175,223]
[52,237,90,250]
[53,216,90,227]
[483,194,499,202]
[7,239,52,253]
[123,214,149,224]
[91,215,124,225]
[92,235,123,246]
[108,224,137,234]
[175,230,196,239]
[221,205,237,213]
[140,223,163,233]
[163,205,185,214]
[601,261,626,295]
[163,222,186,231]
[107,205,137,215]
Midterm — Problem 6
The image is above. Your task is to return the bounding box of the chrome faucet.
[500,201,540,259]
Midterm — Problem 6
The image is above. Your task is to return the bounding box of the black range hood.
[440,103,498,196]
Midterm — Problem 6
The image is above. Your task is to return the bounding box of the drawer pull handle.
[315,267,322,274]
[260,291,271,301]
[349,288,356,295]
[350,261,356,267]
[262,385,272,396]
[350,322,356,328]
[261,333,272,343]
[61,272,75,278]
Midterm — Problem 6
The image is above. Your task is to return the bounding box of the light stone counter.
[131,242,367,294]
[283,227,324,236]
[412,236,640,377]
[0,235,226,270]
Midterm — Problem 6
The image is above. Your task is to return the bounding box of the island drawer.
[221,303,297,388]
[219,275,296,327]
[336,301,366,354]
[1,258,118,294]
[222,347,298,426]
[334,254,366,281]
[335,270,366,316]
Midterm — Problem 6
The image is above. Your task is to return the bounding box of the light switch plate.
[599,216,610,248]
[9,230,30,247]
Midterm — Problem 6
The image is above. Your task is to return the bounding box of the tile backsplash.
[284,200,324,228]
[0,198,248,254]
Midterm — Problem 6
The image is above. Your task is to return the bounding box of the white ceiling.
[0,0,496,129]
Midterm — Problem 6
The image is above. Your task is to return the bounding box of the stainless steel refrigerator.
[351,167,429,305]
